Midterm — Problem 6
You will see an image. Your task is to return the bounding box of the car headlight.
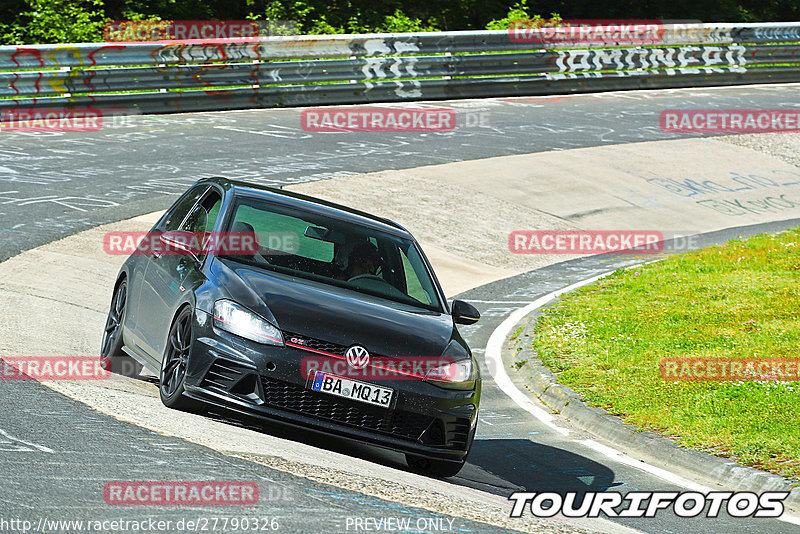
[213,300,283,346]
[425,359,475,389]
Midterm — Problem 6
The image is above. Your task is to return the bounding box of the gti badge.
[345,345,370,369]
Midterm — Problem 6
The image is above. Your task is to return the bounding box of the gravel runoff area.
[718,133,800,168]
[289,135,800,279]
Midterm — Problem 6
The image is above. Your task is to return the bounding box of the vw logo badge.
[345,345,370,369]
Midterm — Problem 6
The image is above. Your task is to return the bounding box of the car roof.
[196,177,412,237]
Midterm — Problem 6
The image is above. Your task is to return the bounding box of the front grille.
[198,357,457,448]
[259,375,435,443]
[283,331,347,356]
[282,332,405,371]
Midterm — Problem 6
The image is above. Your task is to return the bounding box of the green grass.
[532,227,800,481]
[509,325,525,341]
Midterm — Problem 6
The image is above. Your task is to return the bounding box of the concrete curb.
[507,312,800,515]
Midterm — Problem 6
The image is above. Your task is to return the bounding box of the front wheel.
[159,307,203,412]
[405,454,466,478]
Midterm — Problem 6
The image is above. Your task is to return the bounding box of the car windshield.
[219,196,442,312]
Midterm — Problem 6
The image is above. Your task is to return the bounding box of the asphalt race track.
[0,377,517,533]
[2,84,800,533]
[3,83,800,263]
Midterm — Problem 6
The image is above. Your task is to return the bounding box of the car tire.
[100,279,142,378]
[405,454,466,478]
[159,306,204,412]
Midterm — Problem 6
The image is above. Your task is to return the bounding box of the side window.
[164,187,206,231]
[182,190,222,234]
[400,247,434,306]
[206,197,221,230]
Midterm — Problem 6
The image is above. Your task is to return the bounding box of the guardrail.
[1,22,799,115]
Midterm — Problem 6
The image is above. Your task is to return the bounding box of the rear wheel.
[159,307,203,412]
[405,454,465,478]
[100,279,142,377]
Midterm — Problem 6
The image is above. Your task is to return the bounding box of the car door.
[125,186,207,353]
[137,186,221,360]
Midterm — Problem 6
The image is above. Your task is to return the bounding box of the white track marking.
[484,269,800,525]
[777,512,800,526]
[484,270,614,436]
[579,440,800,525]
[0,427,54,453]
[576,439,710,492]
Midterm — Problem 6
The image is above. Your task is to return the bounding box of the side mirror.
[160,230,205,263]
[451,299,480,325]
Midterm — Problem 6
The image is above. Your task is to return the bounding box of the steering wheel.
[348,273,385,283]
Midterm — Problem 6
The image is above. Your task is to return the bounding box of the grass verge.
[531,228,800,480]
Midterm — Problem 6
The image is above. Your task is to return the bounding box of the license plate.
[311,372,393,408]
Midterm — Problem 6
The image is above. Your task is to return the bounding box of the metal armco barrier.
[1,22,799,115]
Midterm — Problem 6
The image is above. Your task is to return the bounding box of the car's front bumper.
[185,310,480,461]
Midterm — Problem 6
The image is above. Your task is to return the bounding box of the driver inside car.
[344,241,383,281]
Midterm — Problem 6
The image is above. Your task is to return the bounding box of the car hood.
[212,259,454,358]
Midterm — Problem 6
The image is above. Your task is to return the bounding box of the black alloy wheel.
[159,306,202,412]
